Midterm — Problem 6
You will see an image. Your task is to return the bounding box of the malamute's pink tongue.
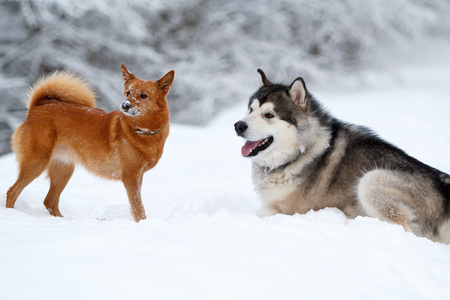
[241,140,260,157]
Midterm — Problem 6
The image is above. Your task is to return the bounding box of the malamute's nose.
[234,121,248,136]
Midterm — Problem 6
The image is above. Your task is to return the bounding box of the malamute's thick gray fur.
[235,69,450,243]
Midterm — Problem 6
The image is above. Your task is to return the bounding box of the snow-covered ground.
[1,47,450,299]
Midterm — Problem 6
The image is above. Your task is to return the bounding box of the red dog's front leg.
[122,168,146,222]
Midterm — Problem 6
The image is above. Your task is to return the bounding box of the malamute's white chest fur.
[251,137,327,218]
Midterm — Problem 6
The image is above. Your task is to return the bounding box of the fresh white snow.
[1,47,450,299]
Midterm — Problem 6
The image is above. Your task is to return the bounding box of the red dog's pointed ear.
[157,70,175,95]
[121,64,136,84]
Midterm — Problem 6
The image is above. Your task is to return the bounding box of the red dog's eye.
[140,94,148,99]
[126,91,130,96]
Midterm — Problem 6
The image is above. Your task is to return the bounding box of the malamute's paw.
[256,206,279,218]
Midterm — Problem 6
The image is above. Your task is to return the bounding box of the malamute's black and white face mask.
[234,69,311,170]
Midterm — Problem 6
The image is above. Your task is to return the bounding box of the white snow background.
[1,43,450,299]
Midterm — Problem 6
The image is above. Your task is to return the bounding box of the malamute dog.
[235,69,450,243]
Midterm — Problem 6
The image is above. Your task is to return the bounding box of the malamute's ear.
[257,69,272,88]
[289,77,308,110]
[121,64,136,85]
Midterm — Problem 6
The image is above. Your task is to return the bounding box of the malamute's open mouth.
[241,136,274,157]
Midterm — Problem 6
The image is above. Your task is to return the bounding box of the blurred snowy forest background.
[1,0,450,155]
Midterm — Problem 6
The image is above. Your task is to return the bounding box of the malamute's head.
[235,69,323,170]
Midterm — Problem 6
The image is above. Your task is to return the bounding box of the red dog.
[6,65,174,222]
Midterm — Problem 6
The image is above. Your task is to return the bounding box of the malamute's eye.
[140,93,148,99]
[265,112,274,119]
[249,108,253,114]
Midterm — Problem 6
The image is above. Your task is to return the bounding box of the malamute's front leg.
[256,205,280,217]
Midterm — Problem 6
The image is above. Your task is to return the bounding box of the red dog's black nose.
[234,121,248,136]
[121,101,131,112]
